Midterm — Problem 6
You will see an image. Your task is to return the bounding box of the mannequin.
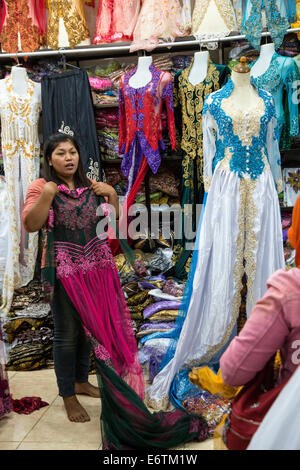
[129,56,153,89]
[0,64,42,313]
[230,58,261,110]
[188,50,209,85]
[250,42,275,78]
[9,66,41,100]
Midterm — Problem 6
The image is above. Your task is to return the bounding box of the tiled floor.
[0,369,214,451]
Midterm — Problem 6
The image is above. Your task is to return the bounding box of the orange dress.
[0,0,47,53]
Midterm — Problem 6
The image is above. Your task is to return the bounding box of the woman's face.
[49,140,79,179]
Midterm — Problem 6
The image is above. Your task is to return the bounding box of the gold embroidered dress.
[172,60,230,278]
[0,74,41,314]
[146,79,285,411]
[192,0,238,48]
[47,0,90,49]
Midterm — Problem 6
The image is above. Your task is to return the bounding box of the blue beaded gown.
[146,78,285,411]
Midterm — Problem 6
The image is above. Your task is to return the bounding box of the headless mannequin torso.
[228,69,261,111]
[250,42,275,79]
[188,51,209,86]
[129,56,153,89]
[0,66,41,102]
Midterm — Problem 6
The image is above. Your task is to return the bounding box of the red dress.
[118,64,176,194]
[93,0,141,44]
[0,0,46,53]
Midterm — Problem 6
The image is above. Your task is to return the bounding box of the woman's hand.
[89,182,116,198]
[90,182,119,220]
[42,181,59,200]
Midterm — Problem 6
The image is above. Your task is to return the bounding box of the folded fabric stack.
[171,55,193,75]
[135,165,180,203]
[134,279,185,382]
[278,33,300,57]
[103,165,127,196]
[1,281,55,371]
[87,62,121,106]
[94,108,120,162]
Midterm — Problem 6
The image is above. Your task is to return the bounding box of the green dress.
[172,60,231,279]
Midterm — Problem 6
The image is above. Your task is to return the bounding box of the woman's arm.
[23,182,58,232]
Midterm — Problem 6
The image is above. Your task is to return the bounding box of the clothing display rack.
[0,28,299,61]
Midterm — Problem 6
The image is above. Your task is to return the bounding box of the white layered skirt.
[146,163,285,410]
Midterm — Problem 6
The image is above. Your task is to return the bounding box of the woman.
[22,133,143,423]
[22,133,208,449]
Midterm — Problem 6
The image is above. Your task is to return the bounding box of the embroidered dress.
[130,0,189,52]
[171,60,230,280]
[38,183,208,449]
[240,0,290,51]
[93,0,141,44]
[192,0,238,49]
[146,79,285,411]
[47,0,90,49]
[0,74,41,315]
[119,64,176,195]
[250,53,299,140]
[0,0,47,53]
[41,69,102,182]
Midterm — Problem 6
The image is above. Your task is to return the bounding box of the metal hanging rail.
[0,28,299,60]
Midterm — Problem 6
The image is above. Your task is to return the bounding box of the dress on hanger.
[119,64,176,195]
[250,53,299,139]
[240,0,290,51]
[0,74,41,314]
[192,0,238,48]
[47,0,90,49]
[41,69,102,182]
[93,0,141,44]
[130,0,189,52]
[0,0,47,53]
[146,79,285,411]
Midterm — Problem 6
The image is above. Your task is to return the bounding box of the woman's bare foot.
[63,395,91,423]
[75,381,100,398]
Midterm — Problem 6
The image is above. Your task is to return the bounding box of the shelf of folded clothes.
[117,272,186,380]
[1,281,54,371]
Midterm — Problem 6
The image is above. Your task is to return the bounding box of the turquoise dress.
[240,0,290,50]
[250,53,299,143]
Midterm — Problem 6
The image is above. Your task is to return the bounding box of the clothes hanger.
[58,52,81,71]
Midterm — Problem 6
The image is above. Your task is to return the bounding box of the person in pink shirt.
[220,194,300,387]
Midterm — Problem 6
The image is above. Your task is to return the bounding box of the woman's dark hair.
[42,133,91,188]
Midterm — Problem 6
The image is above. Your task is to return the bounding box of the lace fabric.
[203,78,283,193]
[240,0,290,51]
[0,73,41,314]
[119,64,176,194]
[47,0,90,49]
[93,0,141,44]
[250,53,299,139]
[130,0,189,52]
[192,0,238,49]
